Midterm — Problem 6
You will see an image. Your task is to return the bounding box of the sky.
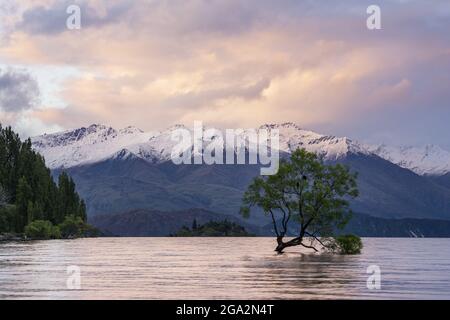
[0,0,449,148]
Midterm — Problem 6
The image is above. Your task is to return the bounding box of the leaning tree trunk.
[275,236,303,254]
[275,236,285,253]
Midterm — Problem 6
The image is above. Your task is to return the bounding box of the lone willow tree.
[241,149,360,254]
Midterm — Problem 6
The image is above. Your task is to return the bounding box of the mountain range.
[91,209,450,238]
[31,123,450,235]
[32,123,450,175]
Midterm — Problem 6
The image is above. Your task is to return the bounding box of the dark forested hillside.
[0,125,87,235]
[89,208,258,236]
[59,150,450,225]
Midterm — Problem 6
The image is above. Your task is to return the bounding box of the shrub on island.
[24,220,61,240]
[333,234,363,254]
[24,216,100,240]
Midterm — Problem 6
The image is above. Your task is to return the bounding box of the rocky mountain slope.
[32,123,450,227]
[32,123,450,176]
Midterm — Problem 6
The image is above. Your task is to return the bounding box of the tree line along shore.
[0,124,98,240]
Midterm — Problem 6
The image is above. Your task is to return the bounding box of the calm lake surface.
[0,237,449,299]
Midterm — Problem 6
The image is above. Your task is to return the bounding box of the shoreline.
[0,233,100,242]
[2,234,450,242]
[0,233,24,242]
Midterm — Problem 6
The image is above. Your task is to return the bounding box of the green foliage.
[59,215,85,238]
[174,219,252,237]
[59,215,99,238]
[15,177,32,229]
[0,185,9,207]
[24,220,61,240]
[0,205,16,233]
[22,215,99,240]
[333,234,363,254]
[0,124,88,234]
[241,149,359,253]
[57,172,87,224]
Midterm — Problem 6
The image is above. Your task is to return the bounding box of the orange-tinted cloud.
[1,0,450,147]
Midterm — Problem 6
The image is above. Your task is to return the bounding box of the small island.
[172,219,253,237]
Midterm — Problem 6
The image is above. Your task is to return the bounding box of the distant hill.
[428,173,450,190]
[56,151,450,224]
[173,220,252,237]
[90,209,450,238]
[89,208,257,236]
[343,213,450,237]
[261,213,450,238]
[338,154,450,220]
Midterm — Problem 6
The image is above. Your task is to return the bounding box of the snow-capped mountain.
[264,123,369,159]
[31,123,450,176]
[368,144,450,176]
[31,123,450,223]
[31,122,371,169]
[32,124,158,169]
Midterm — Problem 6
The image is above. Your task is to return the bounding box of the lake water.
[0,237,449,299]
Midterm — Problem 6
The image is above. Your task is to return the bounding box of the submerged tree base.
[275,236,321,254]
[274,235,363,255]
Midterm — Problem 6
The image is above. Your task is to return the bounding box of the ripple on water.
[0,237,449,299]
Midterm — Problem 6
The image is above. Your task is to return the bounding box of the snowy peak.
[111,148,144,162]
[33,122,369,169]
[31,123,450,176]
[31,124,157,169]
[368,144,450,176]
[118,126,144,135]
[264,123,368,160]
[32,124,116,148]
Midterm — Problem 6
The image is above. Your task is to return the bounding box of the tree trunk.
[275,236,285,254]
[274,236,302,254]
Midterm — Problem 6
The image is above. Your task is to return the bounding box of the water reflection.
[240,252,363,299]
[0,238,449,299]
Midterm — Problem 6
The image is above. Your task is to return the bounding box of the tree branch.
[268,209,280,237]
[305,231,327,248]
[300,242,319,252]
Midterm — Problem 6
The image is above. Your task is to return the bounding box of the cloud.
[0,68,40,112]
[12,113,63,139]
[16,0,133,35]
[1,0,450,147]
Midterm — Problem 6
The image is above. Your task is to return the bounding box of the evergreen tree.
[0,125,21,201]
[57,172,85,223]
[79,200,87,222]
[15,177,32,231]
[0,185,9,208]
[0,124,88,233]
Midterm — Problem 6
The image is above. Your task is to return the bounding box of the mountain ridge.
[32,122,450,176]
[30,123,450,227]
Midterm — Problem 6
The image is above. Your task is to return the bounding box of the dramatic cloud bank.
[0,0,449,147]
[0,68,39,112]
